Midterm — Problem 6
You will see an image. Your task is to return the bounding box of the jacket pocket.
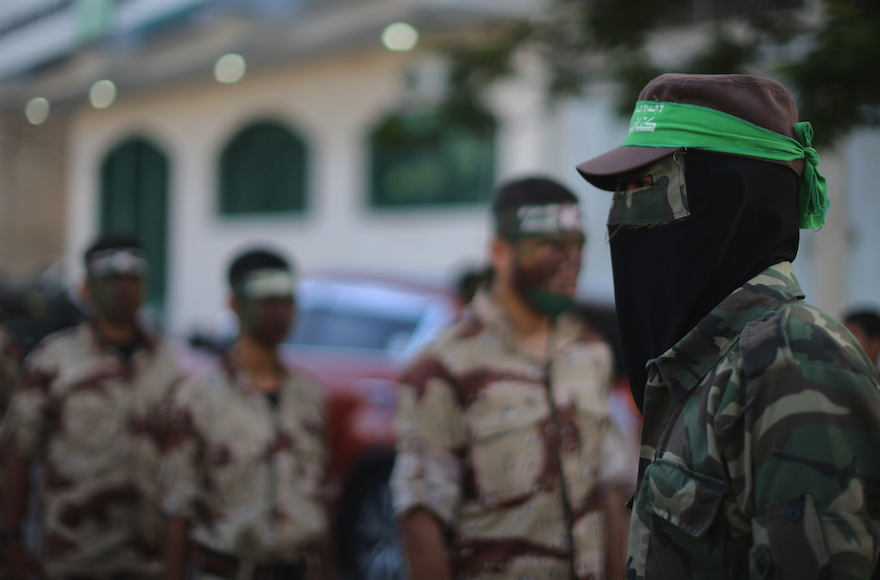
[634,459,728,574]
[764,492,831,580]
[468,387,549,505]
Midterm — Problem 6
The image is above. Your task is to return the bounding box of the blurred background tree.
[443,0,880,147]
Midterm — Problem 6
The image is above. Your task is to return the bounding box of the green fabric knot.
[794,122,829,230]
[622,101,830,230]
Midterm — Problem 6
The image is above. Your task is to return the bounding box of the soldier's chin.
[103,309,139,327]
[255,329,289,347]
[547,280,577,297]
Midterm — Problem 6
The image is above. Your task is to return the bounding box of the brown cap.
[576,73,804,191]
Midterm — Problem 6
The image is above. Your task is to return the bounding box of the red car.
[282,271,459,580]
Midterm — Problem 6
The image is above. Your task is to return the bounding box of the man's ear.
[489,237,513,270]
[868,336,880,362]
[79,280,92,305]
[489,237,515,289]
[229,293,241,315]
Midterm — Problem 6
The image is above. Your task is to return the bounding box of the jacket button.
[786,505,803,521]
[755,553,768,575]
[750,545,772,579]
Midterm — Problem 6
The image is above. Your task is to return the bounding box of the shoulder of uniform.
[36,325,81,350]
[574,317,607,345]
[283,366,325,399]
[178,361,235,401]
[741,300,877,380]
[446,309,487,342]
[399,353,456,397]
[24,325,82,366]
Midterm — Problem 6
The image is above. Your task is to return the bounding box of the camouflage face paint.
[608,153,689,228]
[87,274,145,326]
[238,295,294,347]
[511,233,584,316]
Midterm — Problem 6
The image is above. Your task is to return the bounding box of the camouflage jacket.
[628,262,880,580]
[0,328,20,501]
[159,353,328,561]
[391,289,633,580]
[1,322,180,578]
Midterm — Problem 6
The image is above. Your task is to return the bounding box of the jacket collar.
[82,319,157,357]
[648,261,805,403]
[470,288,583,360]
[219,347,290,395]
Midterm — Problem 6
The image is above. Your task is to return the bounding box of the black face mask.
[610,152,800,412]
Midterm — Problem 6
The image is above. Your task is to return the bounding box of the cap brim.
[576,146,682,191]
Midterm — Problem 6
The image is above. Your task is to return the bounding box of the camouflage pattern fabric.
[628,262,880,580]
[159,353,327,564]
[1,323,180,578]
[607,154,689,228]
[391,289,634,580]
[0,328,20,577]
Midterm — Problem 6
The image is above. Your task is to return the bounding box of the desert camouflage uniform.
[159,354,327,575]
[0,328,20,576]
[391,289,633,580]
[628,262,880,580]
[1,322,179,579]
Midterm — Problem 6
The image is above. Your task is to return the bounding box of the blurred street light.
[215,54,247,84]
[25,98,50,125]
[89,80,117,109]
[382,22,418,52]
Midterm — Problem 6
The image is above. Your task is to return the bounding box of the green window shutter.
[99,138,169,310]
[219,122,308,215]
[369,105,496,207]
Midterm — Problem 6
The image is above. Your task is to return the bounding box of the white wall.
[67,48,628,336]
[67,40,859,338]
[844,129,880,317]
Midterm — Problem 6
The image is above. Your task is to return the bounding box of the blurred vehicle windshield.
[286,274,456,362]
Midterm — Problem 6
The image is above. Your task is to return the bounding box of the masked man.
[161,248,329,580]
[576,73,880,579]
[1,232,180,579]
[391,177,633,580]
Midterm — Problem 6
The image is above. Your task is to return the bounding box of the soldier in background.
[576,73,880,579]
[391,177,632,580]
[844,310,880,369]
[160,247,330,580]
[0,327,21,574]
[0,232,180,579]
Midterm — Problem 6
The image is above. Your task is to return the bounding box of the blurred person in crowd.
[0,327,21,571]
[0,232,180,579]
[577,73,880,579]
[160,248,330,580]
[455,265,492,309]
[844,310,880,368]
[0,326,21,451]
[391,177,632,580]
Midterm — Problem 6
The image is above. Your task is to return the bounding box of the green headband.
[624,101,828,229]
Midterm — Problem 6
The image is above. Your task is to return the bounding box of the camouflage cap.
[576,73,805,191]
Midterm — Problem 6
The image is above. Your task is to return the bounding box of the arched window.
[100,137,169,310]
[219,121,308,215]
[369,105,496,207]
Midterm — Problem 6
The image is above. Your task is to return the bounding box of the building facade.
[0,0,876,337]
